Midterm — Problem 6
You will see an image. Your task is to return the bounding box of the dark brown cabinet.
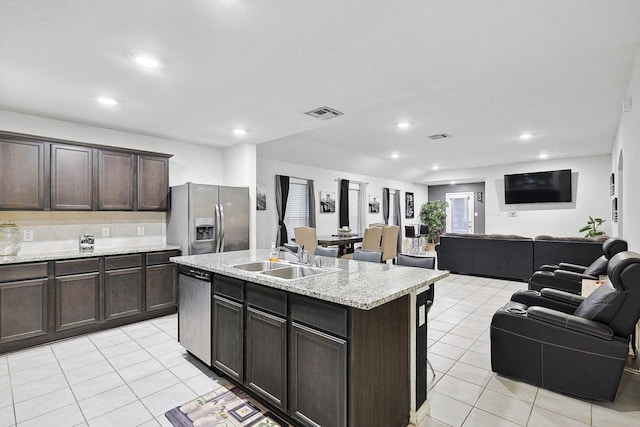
[137,154,169,211]
[104,254,143,320]
[54,258,101,331]
[0,139,46,210]
[98,150,135,210]
[289,322,347,427]
[145,251,178,312]
[246,307,287,410]
[0,263,49,344]
[50,143,94,210]
[213,294,244,381]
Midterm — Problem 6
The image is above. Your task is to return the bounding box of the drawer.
[290,294,348,338]
[0,262,48,282]
[105,254,142,270]
[55,258,100,276]
[146,250,180,266]
[246,282,287,317]
[213,274,244,302]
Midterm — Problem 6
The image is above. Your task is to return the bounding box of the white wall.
[612,45,640,252]
[223,143,257,250]
[256,157,429,250]
[421,154,612,238]
[0,110,225,186]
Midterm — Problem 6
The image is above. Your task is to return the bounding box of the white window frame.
[284,178,309,239]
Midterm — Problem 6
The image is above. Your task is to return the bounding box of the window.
[348,183,361,231]
[389,191,398,225]
[284,178,309,239]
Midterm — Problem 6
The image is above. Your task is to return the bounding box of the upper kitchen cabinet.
[136,154,169,211]
[98,149,135,210]
[0,138,46,210]
[50,144,95,210]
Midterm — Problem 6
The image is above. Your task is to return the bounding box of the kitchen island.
[171,249,448,427]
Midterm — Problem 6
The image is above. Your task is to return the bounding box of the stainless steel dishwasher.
[178,265,212,365]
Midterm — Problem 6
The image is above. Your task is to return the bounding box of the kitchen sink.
[258,265,340,281]
[231,261,289,272]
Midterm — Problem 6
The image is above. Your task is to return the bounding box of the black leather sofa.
[437,233,607,282]
[491,251,640,401]
[437,233,534,281]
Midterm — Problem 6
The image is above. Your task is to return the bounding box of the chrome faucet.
[277,245,306,264]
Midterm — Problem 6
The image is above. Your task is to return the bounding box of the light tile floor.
[0,273,638,426]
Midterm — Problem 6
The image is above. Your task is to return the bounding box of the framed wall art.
[405,192,414,218]
[320,191,336,213]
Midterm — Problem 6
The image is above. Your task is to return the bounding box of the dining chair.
[380,225,400,263]
[353,249,383,263]
[293,227,318,254]
[396,253,436,377]
[314,246,340,257]
[405,225,416,238]
[342,226,382,259]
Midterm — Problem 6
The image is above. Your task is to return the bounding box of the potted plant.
[579,216,606,238]
[419,200,449,251]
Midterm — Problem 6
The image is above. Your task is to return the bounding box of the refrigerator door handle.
[219,204,225,252]
[214,204,221,252]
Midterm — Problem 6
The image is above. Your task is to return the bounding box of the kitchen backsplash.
[0,211,166,253]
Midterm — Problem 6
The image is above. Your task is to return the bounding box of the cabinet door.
[105,267,143,320]
[213,295,243,382]
[51,144,94,210]
[98,149,134,210]
[0,140,45,210]
[146,263,177,311]
[0,278,48,343]
[137,155,169,211]
[290,322,347,427]
[246,307,287,410]
[55,272,100,331]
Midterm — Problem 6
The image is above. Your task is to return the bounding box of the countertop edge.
[0,245,182,265]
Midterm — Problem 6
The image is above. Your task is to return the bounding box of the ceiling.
[1,1,639,183]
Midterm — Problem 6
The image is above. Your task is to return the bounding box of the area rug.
[165,383,293,427]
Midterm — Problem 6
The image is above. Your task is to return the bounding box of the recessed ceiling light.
[519,133,533,140]
[450,181,456,185]
[97,97,118,105]
[432,165,439,170]
[391,153,400,159]
[233,129,247,136]
[539,153,549,159]
[397,122,410,129]
[133,55,160,69]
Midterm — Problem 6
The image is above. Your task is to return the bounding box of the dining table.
[317,233,364,255]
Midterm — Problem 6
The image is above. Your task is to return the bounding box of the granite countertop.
[0,244,181,265]
[171,249,448,310]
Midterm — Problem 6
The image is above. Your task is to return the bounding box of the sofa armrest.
[528,271,582,294]
[554,269,596,281]
[540,288,585,306]
[539,264,559,272]
[527,307,614,340]
[558,262,588,273]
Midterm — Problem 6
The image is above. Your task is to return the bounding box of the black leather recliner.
[528,237,627,294]
[491,251,640,401]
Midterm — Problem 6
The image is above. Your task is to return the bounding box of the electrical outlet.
[23,229,34,242]
[102,227,110,237]
[137,226,145,236]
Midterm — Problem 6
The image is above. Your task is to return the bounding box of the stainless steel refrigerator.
[167,183,250,255]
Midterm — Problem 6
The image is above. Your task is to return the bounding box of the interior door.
[445,192,474,234]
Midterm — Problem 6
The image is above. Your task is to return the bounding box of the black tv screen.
[504,169,572,204]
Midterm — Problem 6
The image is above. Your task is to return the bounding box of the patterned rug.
[165,384,293,427]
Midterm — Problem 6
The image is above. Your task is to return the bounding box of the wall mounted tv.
[504,169,572,204]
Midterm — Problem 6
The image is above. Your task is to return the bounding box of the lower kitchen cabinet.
[213,294,244,381]
[245,307,287,411]
[55,271,101,331]
[105,267,143,320]
[289,321,347,427]
[146,263,177,311]
[0,278,48,343]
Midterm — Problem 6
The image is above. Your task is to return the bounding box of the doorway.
[445,192,474,234]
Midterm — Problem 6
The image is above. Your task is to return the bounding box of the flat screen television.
[504,169,572,204]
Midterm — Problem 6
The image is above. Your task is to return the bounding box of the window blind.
[284,181,309,236]
[349,186,360,232]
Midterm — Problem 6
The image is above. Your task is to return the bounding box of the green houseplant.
[419,200,449,246]
[579,216,606,238]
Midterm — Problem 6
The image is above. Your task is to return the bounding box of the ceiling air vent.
[428,133,450,140]
[304,106,343,120]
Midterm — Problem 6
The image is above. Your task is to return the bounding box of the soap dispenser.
[269,242,279,262]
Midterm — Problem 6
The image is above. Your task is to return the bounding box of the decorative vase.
[0,222,21,256]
